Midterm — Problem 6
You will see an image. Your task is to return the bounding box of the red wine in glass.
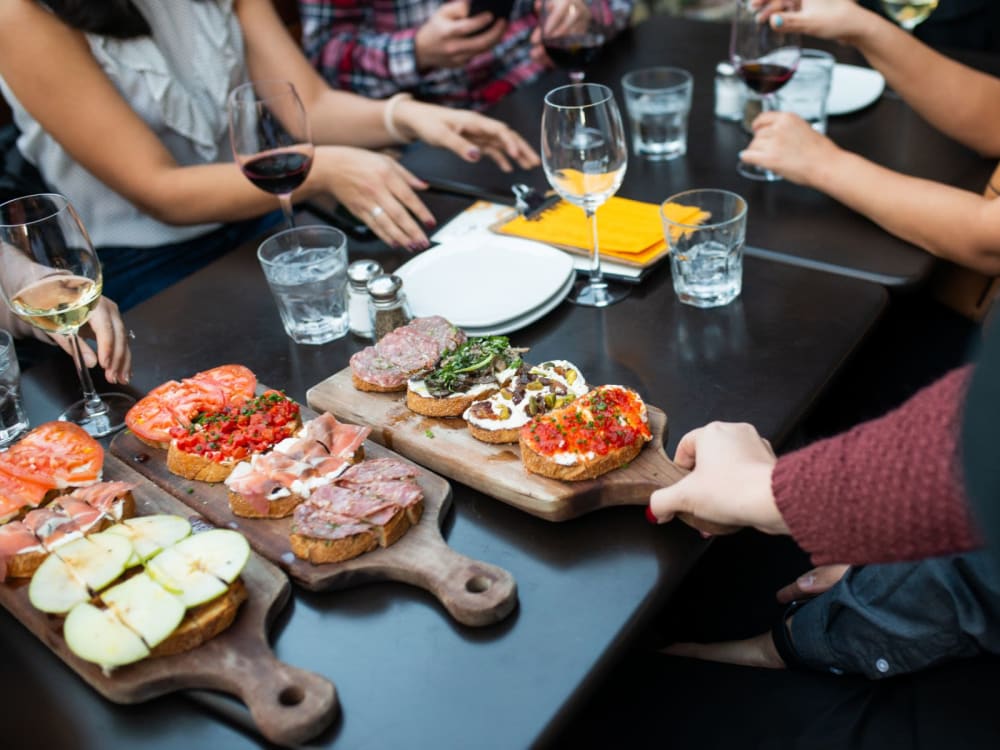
[737,62,796,95]
[543,32,606,77]
[540,0,613,83]
[240,149,314,195]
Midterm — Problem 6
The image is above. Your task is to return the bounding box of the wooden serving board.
[110,413,517,628]
[0,455,336,747]
[306,368,688,522]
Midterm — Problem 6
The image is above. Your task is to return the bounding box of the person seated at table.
[0,0,538,311]
[858,0,1000,53]
[298,0,635,110]
[743,0,1000,278]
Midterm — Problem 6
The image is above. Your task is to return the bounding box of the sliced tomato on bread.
[0,422,103,489]
[0,470,51,522]
[191,365,256,404]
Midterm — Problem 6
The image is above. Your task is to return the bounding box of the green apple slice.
[106,515,192,566]
[100,572,185,649]
[64,602,150,669]
[146,546,228,608]
[55,532,133,592]
[172,530,251,584]
[28,553,90,614]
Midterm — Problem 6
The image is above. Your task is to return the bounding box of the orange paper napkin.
[495,196,709,266]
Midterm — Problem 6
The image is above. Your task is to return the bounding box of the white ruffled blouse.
[0,0,247,247]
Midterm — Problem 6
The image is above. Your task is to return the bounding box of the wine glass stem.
[69,333,109,418]
[586,207,603,284]
[279,194,296,229]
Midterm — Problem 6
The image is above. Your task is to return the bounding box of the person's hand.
[414,1,507,71]
[529,0,593,66]
[315,145,434,250]
[394,99,540,172]
[740,110,842,187]
[663,631,785,669]
[48,296,132,384]
[751,0,872,45]
[648,422,787,536]
[776,564,850,603]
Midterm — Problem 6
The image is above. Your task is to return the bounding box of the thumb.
[648,477,695,524]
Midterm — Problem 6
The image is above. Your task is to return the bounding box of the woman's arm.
[741,112,1000,275]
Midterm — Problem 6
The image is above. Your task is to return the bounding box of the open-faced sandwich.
[519,385,652,481]
[27,514,250,672]
[463,360,588,444]
[406,336,525,418]
[350,316,466,393]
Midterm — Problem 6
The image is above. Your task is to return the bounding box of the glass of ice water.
[621,67,693,161]
[0,329,29,447]
[660,189,747,308]
[257,225,349,344]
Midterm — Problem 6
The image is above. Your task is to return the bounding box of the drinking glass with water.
[660,189,747,308]
[257,225,349,345]
[0,329,29,447]
[621,67,693,161]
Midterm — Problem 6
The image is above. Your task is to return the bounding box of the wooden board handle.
[384,545,517,627]
[183,638,337,746]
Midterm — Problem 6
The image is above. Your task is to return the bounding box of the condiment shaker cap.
[367,273,404,306]
[348,259,382,290]
[716,61,736,77]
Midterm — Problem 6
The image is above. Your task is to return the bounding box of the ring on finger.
[370,205,385,220]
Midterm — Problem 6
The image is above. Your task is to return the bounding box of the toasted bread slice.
[227,489,303,519]
[149,578,247,658]
[520,436,646,481]
[166,443,240,483]
[289,526,379,564]
[466,422,520,444]
[406,385,499,418]
[352,372,408,393]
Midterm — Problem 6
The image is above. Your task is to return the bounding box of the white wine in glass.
[881,0,939,31]
[0,193,134,437]
[542,83,628,307]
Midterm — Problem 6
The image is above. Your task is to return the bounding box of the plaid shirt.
[299,0,634,109]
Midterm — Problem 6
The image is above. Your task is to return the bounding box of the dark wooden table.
[402,15,998,289]
[2,198,886,748]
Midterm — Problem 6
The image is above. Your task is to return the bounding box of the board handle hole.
[465,576,491,594]
[278,686,305,706]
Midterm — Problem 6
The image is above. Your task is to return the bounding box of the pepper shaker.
[367,273,412,341]
[714,61,745,122]
[347,259,382,339]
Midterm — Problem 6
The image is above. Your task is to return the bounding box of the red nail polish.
[645,506,658,524]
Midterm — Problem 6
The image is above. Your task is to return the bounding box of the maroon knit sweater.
[772,366,982,566]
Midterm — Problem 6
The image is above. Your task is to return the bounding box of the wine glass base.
[569,278,630,307]
[60,392,136,438]
[738,161,782,182]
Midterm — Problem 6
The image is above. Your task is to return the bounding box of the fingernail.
[772,14,784,27]
[645,506,658,524]
[467,147,481,160]
[425,217,437,228]
[408,242,421,252]
[798,574,815,589]
[738,150,748,159]
[699,531,713,540]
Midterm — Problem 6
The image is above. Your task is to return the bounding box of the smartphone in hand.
[468,0,516,20]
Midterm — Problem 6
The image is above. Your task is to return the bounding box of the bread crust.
[352,372,407,393]
[149,578,248,658]
[519,437,645,481]
[166,442,239,483]
[467,422,520,444]
[227,489,302,519]
[290,497,425,564]
[406,387,498,418]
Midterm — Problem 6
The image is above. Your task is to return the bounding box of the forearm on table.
[813,149,1000,275]
[850,20,1000,155]
[772,367,981,566]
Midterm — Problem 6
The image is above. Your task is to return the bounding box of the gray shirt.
[0,0,248,247]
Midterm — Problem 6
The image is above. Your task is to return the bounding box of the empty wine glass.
[880,0,938,31]
[228,80,314,229]
[0,194,135,437]
[730,0,800,181]
[542,83,628,307]
[539,0,613,83]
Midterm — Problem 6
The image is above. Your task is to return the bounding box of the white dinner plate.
[396,235,575,329]
[827,64,886,116]
[459,271,575,337]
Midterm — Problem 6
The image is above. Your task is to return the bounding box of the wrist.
[754,459,788,536]
[383,93,416,144]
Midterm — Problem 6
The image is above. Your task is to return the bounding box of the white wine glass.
[0,193,135,437]
[880,0,938,31]
[228,80,314,230]
[730,0,800,181]
[539,0,613,83]
[542,83,628,307]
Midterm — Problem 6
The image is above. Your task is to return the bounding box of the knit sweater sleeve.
[772,366,982,566]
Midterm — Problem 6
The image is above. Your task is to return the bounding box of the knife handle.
[422,176,516,206]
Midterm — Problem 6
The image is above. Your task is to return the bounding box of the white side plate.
[396,236,575,328]
[827,64,886,116]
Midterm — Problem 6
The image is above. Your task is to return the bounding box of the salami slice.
[337,457,416,485]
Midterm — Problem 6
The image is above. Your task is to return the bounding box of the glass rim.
[0,192,72,228]
[544,83,614,110]
[257,224,348,265]
[621,66,693,94]
[661,188,748,229]
[228,79,301,107]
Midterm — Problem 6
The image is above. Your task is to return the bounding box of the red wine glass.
[228,80,314,229]
[730,0,800,181]
[539,0,614,83]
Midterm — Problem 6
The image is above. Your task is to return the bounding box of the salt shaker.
[367,273,412,341]
[347,259,382,339]
[714,61,745,122]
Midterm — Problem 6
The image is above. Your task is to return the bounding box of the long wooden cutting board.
[110,415,517,628]
[0,455,336,746]
[307,368,688,522]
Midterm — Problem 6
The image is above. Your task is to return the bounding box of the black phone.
[302,195,375,242]
[468,0,516,20]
